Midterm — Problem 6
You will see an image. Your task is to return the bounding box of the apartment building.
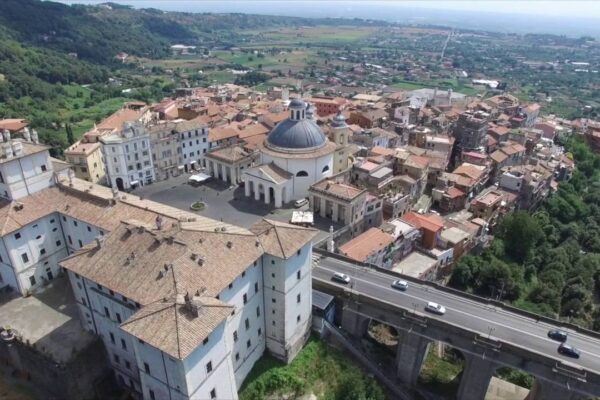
[101,122,155,191]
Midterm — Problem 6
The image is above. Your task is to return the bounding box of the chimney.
[31,129,39,144]
[3,143,13,159]
[95,236,105,249]
[23,127,31,142]
[155,215,163,231]
[3,129,10,142]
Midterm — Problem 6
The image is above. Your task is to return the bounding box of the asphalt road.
[314,255,600,375]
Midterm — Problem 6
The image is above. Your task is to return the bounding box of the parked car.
[425,302,446,315]
[558,343,580,359]
[547,329,568,342]
[332,272,351,284]
[391,279,409,291]
[294,198,308,208]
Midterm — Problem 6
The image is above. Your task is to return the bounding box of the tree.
[65,123,75,146]
[496,212,542,263]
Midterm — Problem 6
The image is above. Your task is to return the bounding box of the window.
[258,328,262,336]
[56,240,61,246]
[271,260,275,265]
[203,336,209,345]
[245,318,250,330]
[233,331,238,342]
[246,339,251,349]
[144,362,150,374]
[272,298,276,303]
[109,332,115,344]
[235,352,240,361]
[149,390,155,400]
[116,313,122,323]
[78,240,83,248]
[121,338,127,350]
[68,235,72,245]
[52,227,57,232]
[254,282,259,293]
[125,360,131,369]
[297,314,301,322]
[114,354,119,364]
[29,276,36,286]
[87,226,92,232]
[272,320,276,326]
[256,306,261,317]
[228,283,233,289]
[297,293,301,303]
[296,170,308,177]
[243,293,248,304]
[206,361,213,373]
[40,248,46,256]
[81,297,86,306]
[271,273,275,278]
[297,249,301,256]
[104,307,110,318]
[14,232,21,240]
[41,165,47,172]
[21,253,29,263]
[297,270,301,280]
[210,389,217,399]
[73,221,78,227]
[322,165,330,173]
[241,270,246,278]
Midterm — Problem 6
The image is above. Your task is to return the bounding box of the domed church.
[243,99,336,207]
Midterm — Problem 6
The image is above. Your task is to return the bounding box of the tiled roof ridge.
[170,266,183,359]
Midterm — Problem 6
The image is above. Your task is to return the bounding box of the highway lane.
[314,256,600,374]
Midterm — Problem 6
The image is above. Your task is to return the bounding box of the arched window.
[296,171,308,177]
[322,165,330,173]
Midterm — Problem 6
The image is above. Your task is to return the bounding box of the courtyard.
[133,174,342,243]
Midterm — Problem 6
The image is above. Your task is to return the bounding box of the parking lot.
[133,174,341,242]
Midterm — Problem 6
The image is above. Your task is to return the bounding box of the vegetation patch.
[239,336,385,400]
[190,201,205,211]
[418,349,463,396]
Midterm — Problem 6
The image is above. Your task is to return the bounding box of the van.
[294,198,308,208]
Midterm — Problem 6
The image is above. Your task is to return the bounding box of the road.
[313,255,600,374]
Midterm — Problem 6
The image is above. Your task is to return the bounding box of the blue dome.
[266,118,327,151]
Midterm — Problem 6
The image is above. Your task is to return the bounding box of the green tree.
[496,212,542,263]
[65,123,75,146]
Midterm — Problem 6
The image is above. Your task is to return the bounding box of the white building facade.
[101,122,155,191]
[243,99,336,207]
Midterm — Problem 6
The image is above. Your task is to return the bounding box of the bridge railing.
[313,248,600,340]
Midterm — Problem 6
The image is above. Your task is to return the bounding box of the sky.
[53,1,600,19]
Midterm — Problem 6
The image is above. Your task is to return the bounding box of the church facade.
[243,99,336,207]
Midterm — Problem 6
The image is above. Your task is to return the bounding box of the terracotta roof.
[237,123,269,139]
[121,295,232,359]
[310,180,366,201]
[249,219,317,259]
[208,126,239,142]
[401,212,444,233]
[453,163,485,180]
[244,162,293,184]
[206,145,251,163]
[446,187,465,199]
[0,119,28,132]
[65,140,101,156]
[405,155,430,169]
[490,150,508,164]
[97,106,147,132]
[370,146,396,157]
[338,228,393,263]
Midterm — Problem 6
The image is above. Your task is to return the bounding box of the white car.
[294,198,308,208]
[425,302,446,315]
[332,272,351,284]
[391,279,409,291]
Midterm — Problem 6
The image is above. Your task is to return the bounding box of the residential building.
[453,111,489,152]
[309,179,367,235]
[101,122,155,191]
[64,141,106,184]
[347,108,388,129]
[338,227,394,267]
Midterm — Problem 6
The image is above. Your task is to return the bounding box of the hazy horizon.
[53,0,600,37]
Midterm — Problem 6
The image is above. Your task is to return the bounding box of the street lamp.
[487,326,495,339]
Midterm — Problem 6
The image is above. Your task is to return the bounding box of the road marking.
[314,266,600,361]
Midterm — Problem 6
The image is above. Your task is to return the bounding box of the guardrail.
[313,248,600,340]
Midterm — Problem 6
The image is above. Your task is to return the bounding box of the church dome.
[266,99,327,152]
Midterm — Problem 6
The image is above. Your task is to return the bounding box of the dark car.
[547,329,568,342]
[558,343,580,359]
